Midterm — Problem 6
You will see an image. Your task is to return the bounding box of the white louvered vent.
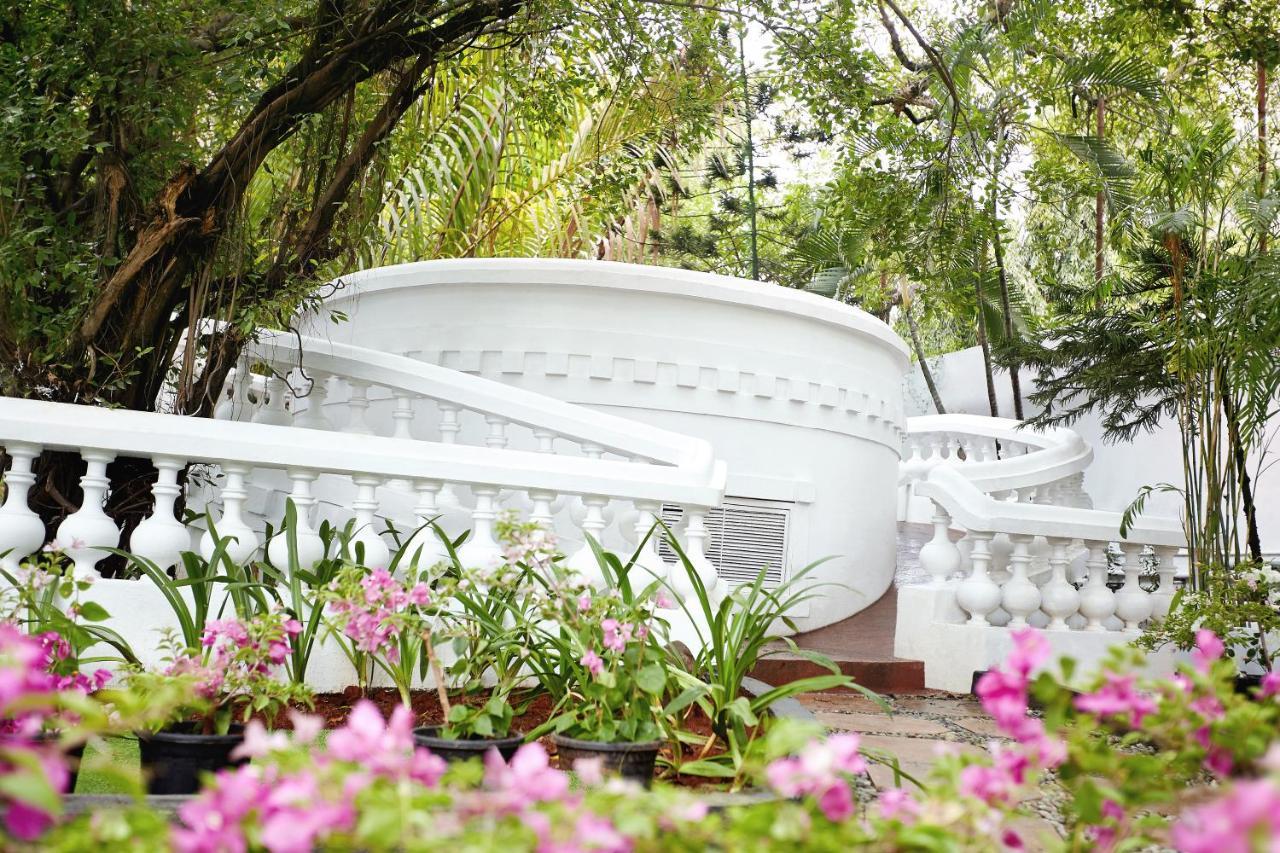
[657,498,791,588]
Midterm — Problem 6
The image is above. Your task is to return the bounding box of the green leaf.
[636,663,667,695]
[75,600,111,622]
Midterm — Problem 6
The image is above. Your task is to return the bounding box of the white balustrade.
[0,442,45,574]
[1113,543,1153,634]
[349,475,390,570]
[918,508,961,584]
[253,376,292,426]
[56,450,120,579]
[266,470,325,572]
[1079,541,1117,631]
[200,463,259,564]
[955,531,1000,625]
[455,485,503,572]
[1040,537,1080,631]
[403,479,448,572]
[292,373,334,431]
[130,456,190,572]
[1149,546,1179,622]
[343,380,374,435]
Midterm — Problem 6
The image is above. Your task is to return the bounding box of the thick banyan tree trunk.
[18,0,527,547]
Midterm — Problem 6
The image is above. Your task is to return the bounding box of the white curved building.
[301,259,911,631]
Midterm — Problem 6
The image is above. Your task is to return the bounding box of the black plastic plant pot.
[412,726,525,764]
[136,725,246,795]
[551,734,664,787]
[1234,673,1264,697]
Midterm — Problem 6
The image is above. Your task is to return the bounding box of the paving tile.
[859,733,985,789]
[893,696,989,718]
[815,711,949,737]
[798,693,895,715]
[954,716,1007,739]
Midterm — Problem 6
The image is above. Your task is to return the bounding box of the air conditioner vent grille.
[657,498,790,588]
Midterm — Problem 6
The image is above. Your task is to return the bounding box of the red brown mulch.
[288,688,739,789]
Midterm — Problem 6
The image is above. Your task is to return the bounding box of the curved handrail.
[0,397,726,507]
[917,466,1182,547]
[246,330,718,477]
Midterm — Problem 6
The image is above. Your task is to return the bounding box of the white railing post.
[567,495,609,586]
[350,475,390,571]
[293,373,333,431]
[404,479,447,572]
[0,443,45,574]
[1149,546,1179,622]
[343,380,374,435]
[956,530,1000,625]
[631,499,668,580]
[200,463,259,564]
[1040,536,1080,631]
[253,375,292,426]
[1114,543,1152,634]
[1001,533,1040,628]
[456,485,502,572]
[670,505,719,603]
[1079,540,1116,631]
[918,506,961,584]
[56,450,119,579]
[130,455,190,573]
[266,470,324,572]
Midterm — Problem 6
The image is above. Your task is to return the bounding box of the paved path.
[801,690,1068,847]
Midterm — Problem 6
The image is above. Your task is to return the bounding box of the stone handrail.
[0,396,726,599]
[913,465,1185,634]
[899,415,1093,523]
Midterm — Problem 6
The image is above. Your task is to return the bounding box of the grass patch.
[75,735,142,795]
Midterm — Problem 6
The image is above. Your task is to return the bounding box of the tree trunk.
[905,298,946,414]
[989,193,1023,420]
[1095,96,1107,286]
[974,240,1000,418]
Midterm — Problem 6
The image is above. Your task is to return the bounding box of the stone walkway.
[800,690,1069,847]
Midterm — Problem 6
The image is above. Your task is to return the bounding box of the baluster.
[0,440,45,573]
[56,450,120,579]
[567,495,610,586]
[456,485,502,572]
[484,415,509,449]
[978,438,996,462]
[1149,546,1180,622]
[1078,540,1117,631]
[404,479,448,572]
[926,434,944,464]
[670,505,720,604]
[1113,542,1152,633]
[390,392,416,440]
[292,372,334,430]
[942,434,958,461]
[631,499,669,581]
[348,475,390,571]
[1001,534,1040,627]
[534,428,556,453]
[958,436,974,463]
[0,443,46,574]
[200,463,259,564]
[266,470,325,573]
[532,430,568,516]
[130,456,190,573]
[529,489,557,529]
[252,375,293,426]
[344,380,374,435]
[956,531,1000,625]
[1040,537,1080,630]
[436,404,465,513]
[918,506,961,585]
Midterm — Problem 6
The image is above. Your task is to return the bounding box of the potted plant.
[1140,561,1280,696]
[129,610,311,793]
[529,562,670,785]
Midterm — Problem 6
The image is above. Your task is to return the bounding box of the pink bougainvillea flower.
[580,649,604,678]
[577,592,593,612]
[877,787,919,822]
[600,619,626,653]
[654,590,675,610]
[1074,672,1159,727]
[1171,777,1280,853]
[1257,671,1279,698]
[1191,630,1225,673]
[483,742,570,812]
[289,711,323,744]
[232,719,291,760]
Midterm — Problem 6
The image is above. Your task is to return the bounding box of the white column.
[404,479,448,572]
[435,403,464,513]
[200,463,259,565]
[266,469,324,573]
[252,375,292,426]
[567,495,610,587]
[130,456,190,573]
[56,450,120,579]
[456,485,502,572]
[1114,543,1152,634]
[343,380,374,435]
[1040,537,1081,631]
[349,475,390,571]
[484,415,509,449]
[669,505,719,603]
[0,443,46,575]
[1078,540,1117,631]
[390,392,416,440]
[292,373,333,430]
[918,506,961,585]
[631,499,669,581]
[1149,546,1180,623]
[956,531,1001,625]
[1001,534,1041,628]
[529,489,557,529]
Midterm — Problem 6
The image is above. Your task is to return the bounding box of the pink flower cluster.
[1073,672,1158,728]
[0,623,70,840]
[34,631,110,696]
[973,628,1065,768]
[765,733,867,821]
[329,568,431,662]
[174,700,445,853]
[1171,777,1280,853]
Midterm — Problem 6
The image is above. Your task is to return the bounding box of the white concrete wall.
[304,259,913,631]
[904,346,1279,556]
